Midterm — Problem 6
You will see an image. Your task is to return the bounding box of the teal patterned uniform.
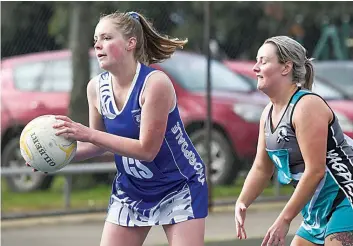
[264,88,353,245]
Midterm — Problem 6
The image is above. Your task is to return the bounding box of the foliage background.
[2,1,353,60]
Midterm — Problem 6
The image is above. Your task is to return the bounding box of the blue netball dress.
[264,88,353,244]
[96,62,208,227]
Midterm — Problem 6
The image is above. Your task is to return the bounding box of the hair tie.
[305,57,314,65]
[128,12,140,21]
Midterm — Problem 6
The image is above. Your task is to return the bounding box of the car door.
[7,58,71,124]
[8,55,101,125]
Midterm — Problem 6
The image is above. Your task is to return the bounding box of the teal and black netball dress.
[265,88,353,244]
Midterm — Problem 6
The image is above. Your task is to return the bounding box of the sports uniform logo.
[131,109,141,127]
[326,149,353,207]
[171,121,206,185]
[277,126,290,143]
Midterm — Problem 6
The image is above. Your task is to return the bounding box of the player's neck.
[269,84,298,110]
[110,59,139,89]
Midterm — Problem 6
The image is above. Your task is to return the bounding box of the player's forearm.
[237,164,274,207]
[278,169,325,222]
[72,141,106,163]
[88,129,156,162]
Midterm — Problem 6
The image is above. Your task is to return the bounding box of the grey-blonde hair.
[264,36,314,90]
[100,11,188,65]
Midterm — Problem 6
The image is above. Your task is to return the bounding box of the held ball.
[19,115,77,173]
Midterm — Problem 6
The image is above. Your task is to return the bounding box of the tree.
[1,1,61,58]
[68,2,91,127]
[68,2,94,189]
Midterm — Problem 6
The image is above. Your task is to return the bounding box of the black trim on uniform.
[289,91,335,133]
[269,87,301,134]
[326,189,346,221]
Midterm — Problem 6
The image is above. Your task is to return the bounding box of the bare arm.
[277,95,331,222]
[71,76,107,162]
[237,103,275,207]
[87,72,174,162]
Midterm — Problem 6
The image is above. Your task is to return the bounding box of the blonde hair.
[100,11,188,65]
[264,36,315,90]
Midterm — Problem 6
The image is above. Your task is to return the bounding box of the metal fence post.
[64,175,72,209]
[204,0,213,212]
[273,170,281,197]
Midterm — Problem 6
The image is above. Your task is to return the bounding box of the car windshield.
[311,78,344,100]
[14,57,101,92]
[159,53,253,92]
[244,75,344,100]
[314,62,353,98]
[314,62,353,87]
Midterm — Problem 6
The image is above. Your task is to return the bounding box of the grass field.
[1,175,293,213]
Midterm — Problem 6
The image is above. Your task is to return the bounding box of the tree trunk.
[68,2,96,189]
[69,1,91,126]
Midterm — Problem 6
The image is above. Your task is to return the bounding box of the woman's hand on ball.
[26,162,38,172]
[26,163,47,174]
[53,115,93,142]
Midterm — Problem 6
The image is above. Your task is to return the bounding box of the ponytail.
[136,13,188,65]
[100,11,188,65]
[264,36,316,90]
[303,58,315,90]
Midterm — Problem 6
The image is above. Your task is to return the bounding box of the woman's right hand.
[26,162,47,174]
[235,202,248,240]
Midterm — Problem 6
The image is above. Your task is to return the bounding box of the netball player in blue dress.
[234,36,353,246]
[49,11,208,246]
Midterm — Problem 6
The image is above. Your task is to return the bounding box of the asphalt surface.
[1,202,302,246]
[193,237,295,246]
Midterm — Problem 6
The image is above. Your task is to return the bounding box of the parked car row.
[224,60,353,140]
[1,50,265,192]
[314,61,353,99]
[1,50,352,193]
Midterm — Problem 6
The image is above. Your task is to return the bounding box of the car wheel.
[189,129,239,185]
[1,137,54,192]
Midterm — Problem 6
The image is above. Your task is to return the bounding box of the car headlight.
[335,111,353,133]
[233,103,264,123]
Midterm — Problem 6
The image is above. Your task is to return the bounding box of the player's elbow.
[143,156,155,162]
[139,152,157,162]
[306,165,326,180]
[139,145,160,162]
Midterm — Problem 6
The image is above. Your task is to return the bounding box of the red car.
[224,60,353,139]
[1,50,267,192]
[1,50,100,192]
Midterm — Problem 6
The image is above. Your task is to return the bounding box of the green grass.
[1,176,293,214]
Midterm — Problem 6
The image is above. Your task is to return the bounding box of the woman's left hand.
[261,216,290,246]
[53,115,93,142]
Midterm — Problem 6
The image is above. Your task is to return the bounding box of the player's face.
[253,43,284,92]
[94,19,128,70]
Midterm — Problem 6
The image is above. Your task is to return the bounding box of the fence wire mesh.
[2,2,352,59]
[1,1,352,215]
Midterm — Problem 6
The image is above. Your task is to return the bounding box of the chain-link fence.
[1,1,353,216]
[2,2,352,59]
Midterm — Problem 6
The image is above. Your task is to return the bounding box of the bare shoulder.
[87,75,99,96]
[145,71,174,91]
[86,75,102,110]
[260,102,272,123]
[293,94,332,125]
[143,71,175,100]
